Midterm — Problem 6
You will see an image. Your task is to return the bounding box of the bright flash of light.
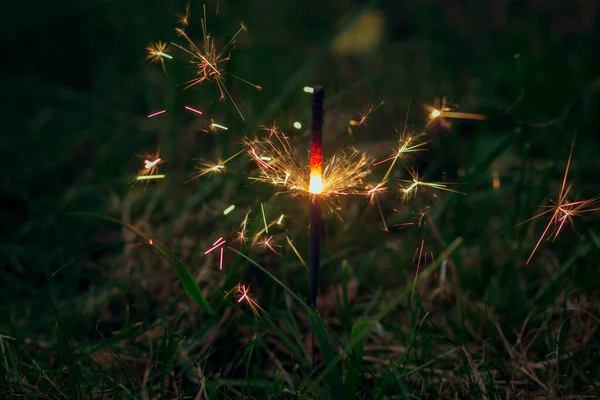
[309,174,323,194]
[145,41,172,73]
[293,121,302,129]
[172,5,261,120]
[276,214,284,225]
[223,205,235,215]
[228,283,272,319]
[147,110,166,118]
[303,86,314,93]
[524,139,600,265]
[399,168,464,201]
[245,126,371,202]
[185,105,203,115]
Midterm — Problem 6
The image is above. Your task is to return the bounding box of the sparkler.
[309,85,324,310]
[525,139,600,264]
[172,5,261,120]
[244,126,370,204]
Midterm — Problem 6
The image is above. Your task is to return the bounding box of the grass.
[3,0,600,398]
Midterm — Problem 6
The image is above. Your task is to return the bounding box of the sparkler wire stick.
[309,85,324,311]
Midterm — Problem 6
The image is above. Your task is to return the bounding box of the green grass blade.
[342,320,370,399]
[73,213,215,316]
[310,237,463,390]
[309,313,343,399]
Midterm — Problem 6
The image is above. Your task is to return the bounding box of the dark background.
[2,0,600,397]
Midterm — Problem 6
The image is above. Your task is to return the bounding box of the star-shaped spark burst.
[145,41,173,74]
[399,168,463,201]
[172,5,261,120]
[227,283,272,320]
[525,139,600,265]
[244,125,371,207]
[424,97,486,129]
[188,149,245,182]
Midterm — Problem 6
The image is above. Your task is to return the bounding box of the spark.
[258,235,279,254]
[147,110,166,118]
[135,149,163,183]
[375,132,429,185]
[293,121,302,129]
[286,236,308,270]
[303,86,314,93]
[260,202,268,234]
[190,149,244,181]
[145,41,172,73]
[399,168,464,201]
[184,105,203,115]
[144,158,161,169]
[276,214,285,225]
[136,174,165,181]
[172,5,261,120]
[349,101,384,128]
[176,2,191,27]
[245,126,371,203]
[366,182,389,231]
[219,247,224,270]
[524,139,600,265]
[492,171,500,190]
[411,239,425,297]
[223,205,235,215]
[424,97,486,128]
[228,283,272,319]
[235,211,250,244]
[366,182,387,203]
[204,237,225,254]
[210,122,228,131]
